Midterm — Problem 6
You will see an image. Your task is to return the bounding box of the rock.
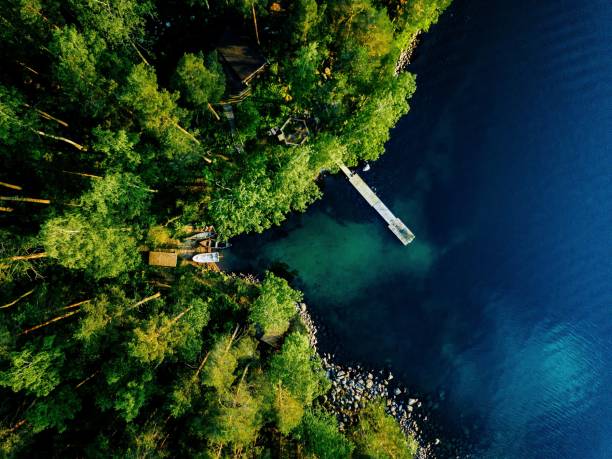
[367,373,373,380]
[366,379,373,389]
[388,373,394,381]
[408,398,418,406]
[394,388,402,396]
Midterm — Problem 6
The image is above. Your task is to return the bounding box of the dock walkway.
[338,162,415,245]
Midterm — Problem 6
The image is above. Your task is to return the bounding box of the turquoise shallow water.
[227,0,612,457]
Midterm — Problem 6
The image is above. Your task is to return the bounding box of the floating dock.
[338,162,415,245]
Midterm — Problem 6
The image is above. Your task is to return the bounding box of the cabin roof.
[148,251,178,267]
[217,29,267,85]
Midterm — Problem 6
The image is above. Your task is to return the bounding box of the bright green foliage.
[284,43,323,108]
[206,378,263,453]
[174,52,225,108]
[353,400,418,458]
[273,383,304,434]
[0,337,64,397]
[297,410,355,459]
[92,128,142,169]
[111,372,154,422]
[74,288,129,345]
[391,0,454,47]
[268,332,328,405]
[201,333,239,392]
[250,272,300,336]
[129,299,209,364]
[68,0,154,45]
[80,172,151,223]
[41,213,140,279]
[343,72,417,163]
[50,26,111,116]
[120,63,193,156]
[0,85,30,147]
[209,147,322,238]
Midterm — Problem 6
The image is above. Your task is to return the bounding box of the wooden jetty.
[338,162,415,245]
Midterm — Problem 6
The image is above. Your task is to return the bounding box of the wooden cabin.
[217,29,267,102]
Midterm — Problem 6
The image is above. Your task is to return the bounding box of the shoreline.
[297,302,442,458]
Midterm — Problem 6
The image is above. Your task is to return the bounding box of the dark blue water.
[227,0,612,457]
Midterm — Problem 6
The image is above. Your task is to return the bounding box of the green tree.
[268,332,328,405]
[289,0,319,44]
[41,213,140,279]
[173,52,225,108]
[250,272,300,337]
[206,377,263,454]
[352,400,418,459]
[297,409,354,459]
[273,382,304,434]
[120,63,196,157]
[26,387,81,433]
[79,172,151,224]
[0,337,64,397]
[50,26,112,116]
[67,0,154,46]
[343,72,416,163]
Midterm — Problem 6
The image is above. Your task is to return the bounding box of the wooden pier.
[338,162,415,245]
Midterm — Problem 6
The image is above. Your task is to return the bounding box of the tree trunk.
[207,103,221,121]
[4,252,47,261]
[172,122,200,145]
[62,170,101,179]
[0,196,50,204]
[24,105,69,127]
[193,351,211,380]
[0,181,22,190]
[60,299,91,310]
[0,289,34,309]
[130,40,150,66]
[252,3,260,45]
[33,129,87,151]
[75,370,100,389]
[21,309,81,335]
[127,292,162,311]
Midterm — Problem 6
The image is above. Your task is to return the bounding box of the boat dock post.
[338,162,415,245]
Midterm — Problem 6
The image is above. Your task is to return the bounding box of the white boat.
[192,252,220,263]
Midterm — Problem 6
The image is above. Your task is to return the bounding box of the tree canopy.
[0,0,451,456]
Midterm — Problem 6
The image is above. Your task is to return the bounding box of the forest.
[0,0,450,456]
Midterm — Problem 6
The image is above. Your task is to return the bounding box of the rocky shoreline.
[297,302,441,459]
[395,33,422,75]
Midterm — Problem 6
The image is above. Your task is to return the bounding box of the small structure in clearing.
[278,118,310,146]
[148,251,178,267]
